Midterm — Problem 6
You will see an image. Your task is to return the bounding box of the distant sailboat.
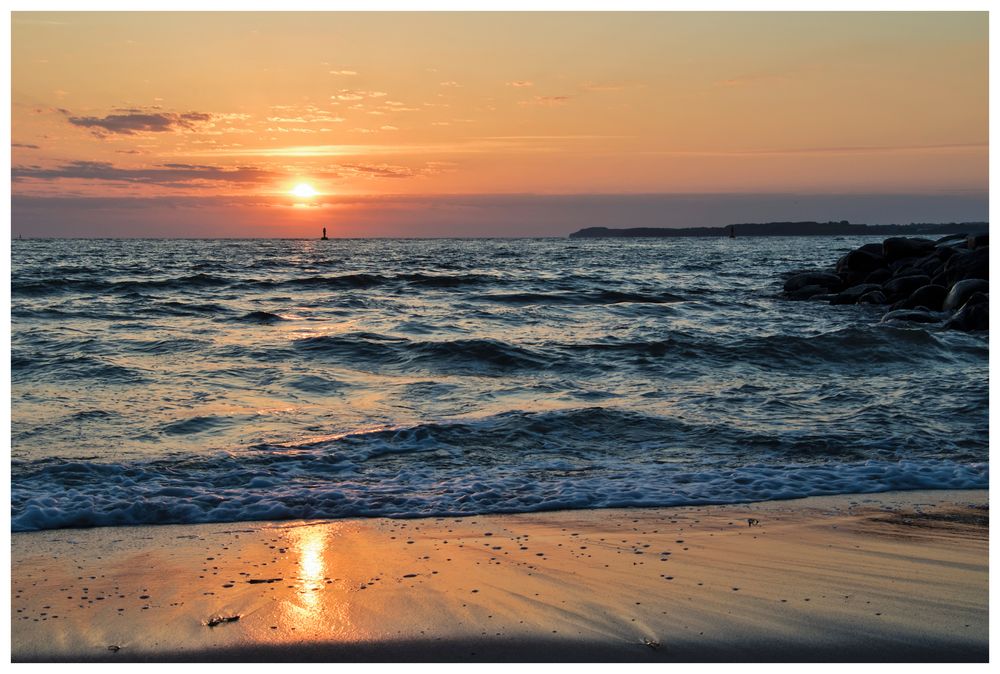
[321,227,329,241]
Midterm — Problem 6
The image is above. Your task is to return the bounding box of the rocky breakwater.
[782,234,989,331]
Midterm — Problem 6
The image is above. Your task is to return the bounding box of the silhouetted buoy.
[321,227,329,241]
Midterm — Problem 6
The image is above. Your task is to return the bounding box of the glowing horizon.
[10,11,988,236]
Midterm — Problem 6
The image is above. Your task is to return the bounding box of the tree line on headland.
[568,221,988,238]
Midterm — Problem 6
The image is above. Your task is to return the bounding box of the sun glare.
[291,183,318,198]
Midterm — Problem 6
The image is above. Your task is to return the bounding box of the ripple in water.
[10,237,988,531]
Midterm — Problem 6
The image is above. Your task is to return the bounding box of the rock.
[836,246,885,274]
[864,268,892,285]
[883,237,936,261]
[830,283,882,305]
[858,290,887,305]
[206,614,241,627]
[881,309,941,324]
[945,292,988,331]
[784,271,842,293]
[943,279,989,312]
[883,274,931,299]
[968,233,989,250]
[933,245,958,261]
[902,284,948,312]
[935,233,968,245]
[785,284,829,300]
[943,247,988,285]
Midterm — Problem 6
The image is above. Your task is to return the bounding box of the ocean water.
[10,237,988,532]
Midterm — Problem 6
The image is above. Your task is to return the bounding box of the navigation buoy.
[321,227,329,241]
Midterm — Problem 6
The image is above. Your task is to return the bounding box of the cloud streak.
[66,109,216,136]
[520,95,571,107]
[12,160,276,187]
[639,142,988,157]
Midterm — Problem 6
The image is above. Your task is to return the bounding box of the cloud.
[66,109,216,136]
[639,142,989,157]
[333,90,388,101]
[506,81,534,88]
[439,81,461,88]
[329,70,358,76]
[337,163,415,178]
[267,114,345,123]
[12,142,40,149]
[12,160,276,188]
[185,135,599,158]
[380,125,399,131]
[520,95,571,107]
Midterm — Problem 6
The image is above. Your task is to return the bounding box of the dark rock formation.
[831,283,882,305]
[901,284,948,312]
[945,292,989,332]
[780,234,989,331]
[883,237,936,262]
[784,272,842,294]
[942,279,989,313]
[881,309,941,324]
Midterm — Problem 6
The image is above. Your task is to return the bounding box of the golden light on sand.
[291,183,318,199]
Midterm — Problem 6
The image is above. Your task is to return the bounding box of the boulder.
[784,271,842,293]
[858,290,887,305]
[785,284,829,300]
[942,279,989,312]
[943,247,988,285]
[864,268,892,285]
[880,309,940,324]
[883,274,931,299]
[830,283,883,305]
[967,233,989,250]
[935,233,968,245]
[883,237,936,261]
[933,245,958,262]
[901,284,948,312]
[836,246,885,274]
[944,292,988,332]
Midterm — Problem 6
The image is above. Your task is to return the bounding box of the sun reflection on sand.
[277,524,355,636]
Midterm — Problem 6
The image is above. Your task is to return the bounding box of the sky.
[11,11,989,237]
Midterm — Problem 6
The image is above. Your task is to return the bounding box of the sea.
[10,237,989,532]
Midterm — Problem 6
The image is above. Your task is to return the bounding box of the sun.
[291,183,318,198]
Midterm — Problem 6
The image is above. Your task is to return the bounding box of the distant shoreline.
[569,221,989,238]
[10,226,990,242]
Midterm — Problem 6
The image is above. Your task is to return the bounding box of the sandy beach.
[11,489,987,662]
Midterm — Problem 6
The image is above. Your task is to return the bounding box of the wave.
[11,353,146,383]
[294,332,550,374]
[473,290,684,305]
[10,407,987,531]
[234,310,287,323]
[12,273,231,296]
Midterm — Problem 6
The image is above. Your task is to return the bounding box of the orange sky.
[10,11,989,236]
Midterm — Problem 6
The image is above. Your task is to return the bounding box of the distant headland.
[568,221,989,238]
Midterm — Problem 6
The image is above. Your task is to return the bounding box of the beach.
[11,489,987,662]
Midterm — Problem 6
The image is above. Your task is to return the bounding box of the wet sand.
[11,489,987,662]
